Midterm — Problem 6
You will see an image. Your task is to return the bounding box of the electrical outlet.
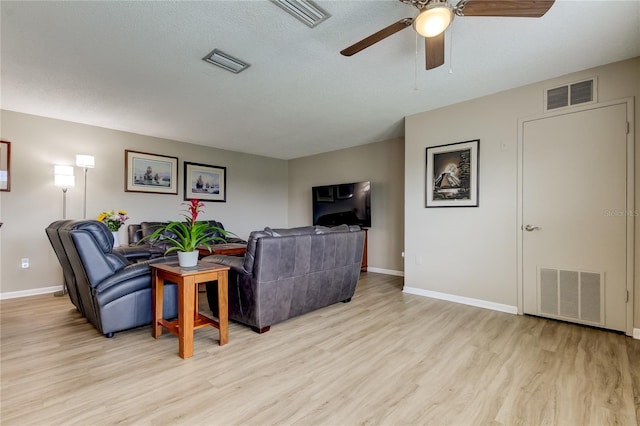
[401,251,405,258]
[21,258,29,269]
[415,255,423,265]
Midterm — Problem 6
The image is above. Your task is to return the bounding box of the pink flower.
[184,199,204,225]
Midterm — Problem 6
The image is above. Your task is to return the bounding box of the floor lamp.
[54,165,75,219]
[76,154,95,219]
[53,165,75,297]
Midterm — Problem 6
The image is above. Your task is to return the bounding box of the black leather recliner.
[48,220,179,337]
[45,219,83,314]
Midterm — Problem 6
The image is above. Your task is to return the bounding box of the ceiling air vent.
[202,49,250,74]
[545,78,596,111]
[270,0,330,28]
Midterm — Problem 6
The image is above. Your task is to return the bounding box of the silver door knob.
[524,224,540,232]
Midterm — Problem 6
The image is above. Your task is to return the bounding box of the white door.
[522,102,630,332]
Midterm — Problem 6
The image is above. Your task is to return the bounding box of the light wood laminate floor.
[1,273,638,425]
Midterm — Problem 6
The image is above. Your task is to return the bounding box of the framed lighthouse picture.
[425,139,479,208]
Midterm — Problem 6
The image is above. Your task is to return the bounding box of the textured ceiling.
[1,0,639,160]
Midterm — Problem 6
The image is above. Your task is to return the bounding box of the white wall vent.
[544,78,597,111]
[538,267,604,326]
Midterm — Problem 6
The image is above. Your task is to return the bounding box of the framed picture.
[184,161,226,202]
[313,185,334,203]
[425,139,479,207]
[0,140,10,192]
[125,150,178,194]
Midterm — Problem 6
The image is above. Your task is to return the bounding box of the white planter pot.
[111,231,120,248]
[177,250,199,268]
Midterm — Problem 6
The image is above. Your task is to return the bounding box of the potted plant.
[141,199,228,267]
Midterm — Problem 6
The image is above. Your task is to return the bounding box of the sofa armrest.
[94,263,152,294]
[114,245,154,262]
[96,256,177,295]
[225,237,248,245]
[118,244,176,262]
[94,262,173,308]
[201,255,248,275]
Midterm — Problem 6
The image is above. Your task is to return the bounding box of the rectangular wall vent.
[544,78,596,111]
[538,267,604,326]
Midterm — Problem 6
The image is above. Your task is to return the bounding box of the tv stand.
[361,228,368,272]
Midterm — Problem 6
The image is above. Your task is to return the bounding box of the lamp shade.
[54,165,75,188]
[76,154,95,168]
[414,4,453,38]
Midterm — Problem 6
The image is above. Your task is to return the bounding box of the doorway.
[519,99,634,334]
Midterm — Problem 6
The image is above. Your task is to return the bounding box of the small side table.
[151,261,230,359]
[197,243,247,258]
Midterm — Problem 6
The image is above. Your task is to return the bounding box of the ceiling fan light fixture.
[414,2,453,38]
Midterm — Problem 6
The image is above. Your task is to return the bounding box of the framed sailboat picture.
[425,139,479,207]
[125,150,178,194]
[184,161,226,202]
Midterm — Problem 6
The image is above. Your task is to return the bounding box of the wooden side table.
[151,261,230,359]
[197,243,247,258]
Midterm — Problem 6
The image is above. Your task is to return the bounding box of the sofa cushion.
[263,226,315,237]
[140,221,170,239]
[242,230,271,274]
[314,224,352,234]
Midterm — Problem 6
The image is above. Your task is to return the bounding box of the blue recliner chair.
[56,220,178,337]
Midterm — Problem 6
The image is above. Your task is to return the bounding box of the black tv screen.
[312,181,371,228]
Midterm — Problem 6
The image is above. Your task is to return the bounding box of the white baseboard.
[0,285,62,300]
[366,267,404,277]
[634,328,640,340]
[403,286,518,315]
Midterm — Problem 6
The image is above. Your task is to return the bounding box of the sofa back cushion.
[242,230,270,274]
[140,221,169,239]
[46,220,83,311]
[263,226,315,237]
[242,225,364,280]
[61,220,129,288]
[314,224,350,234]
[202,220,227,241]
[128,224,143,244]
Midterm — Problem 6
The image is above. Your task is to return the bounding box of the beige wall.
[405,58,640,331]
[288,138,405,273]
[0,111,288,295]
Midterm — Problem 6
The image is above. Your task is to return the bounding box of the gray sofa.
[202,224,365,333]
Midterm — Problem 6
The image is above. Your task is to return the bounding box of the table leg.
[152,270,163,338]
[217,272,228,346]
[178,276,196,359]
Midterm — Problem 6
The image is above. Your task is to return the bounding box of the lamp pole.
[75,155,95,219]
[62,188,68,219]
[82,167,88,219]
[53,165,75,297]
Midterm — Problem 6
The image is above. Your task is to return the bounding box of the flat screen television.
[312,181,371,228]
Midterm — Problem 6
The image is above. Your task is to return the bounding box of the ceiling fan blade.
[340,18,413,56]
[458,0,555,18]
[425,33,445,70]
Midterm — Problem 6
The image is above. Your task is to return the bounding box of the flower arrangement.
[141,199,228,254]
[97,210,129,232]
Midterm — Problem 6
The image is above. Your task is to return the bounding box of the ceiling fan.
[340,0,555,70]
